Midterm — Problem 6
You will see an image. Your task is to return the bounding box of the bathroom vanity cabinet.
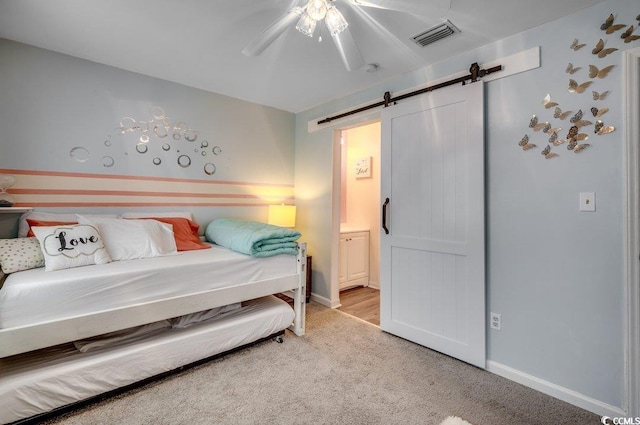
[338,230,370,290]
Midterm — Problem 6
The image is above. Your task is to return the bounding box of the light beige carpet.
[43,302,601,425]
[440,416,474,425]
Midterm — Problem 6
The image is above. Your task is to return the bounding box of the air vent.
[411,20,460,47]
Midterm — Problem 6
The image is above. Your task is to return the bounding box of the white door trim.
[623,46,640,417]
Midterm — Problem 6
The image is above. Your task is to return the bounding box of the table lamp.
[268,204,296,227]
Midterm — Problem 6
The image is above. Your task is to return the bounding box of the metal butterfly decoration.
[569,79,592,93]
[566,63,581,74]
[541,145,559,159]
[570,38,586,50]
[573,143,591,153]
[566,126,588,142]
[542,94,558,109]
[528,115,548,132]
[518,134,537,151]
[569,110,583,123]
[595,121,615,135]
[591,107,609,118]
[621,25,640,43]
[573,120,593,128]
[544,126,562,135]
[592,38,618,58]
[588,64,615,79]
[601,13,626,34]
[554,107,572,120]
[592,90,610,101]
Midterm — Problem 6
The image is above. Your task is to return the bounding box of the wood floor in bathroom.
[337,286,380,326]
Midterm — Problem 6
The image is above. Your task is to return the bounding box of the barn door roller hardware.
[317,62,502,125]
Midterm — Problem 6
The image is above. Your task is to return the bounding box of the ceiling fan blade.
[331,28,366,71]
[242,8,303,57]
[351,0,450,17]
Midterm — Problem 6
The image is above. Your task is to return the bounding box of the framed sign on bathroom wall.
[355,157,371,178]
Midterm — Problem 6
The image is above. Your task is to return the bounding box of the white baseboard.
[310,292,341,308]
[368,281,379,290]
[486,360,625,418]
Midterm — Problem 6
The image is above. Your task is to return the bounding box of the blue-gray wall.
[295,0,630,411]
[0,38,295,225]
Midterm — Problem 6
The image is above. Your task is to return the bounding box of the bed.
[0,213,307,424]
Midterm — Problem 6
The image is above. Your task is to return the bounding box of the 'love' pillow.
[32,224,112,271]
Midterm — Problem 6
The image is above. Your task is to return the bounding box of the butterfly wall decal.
[518,134,537,151]
[544,125,562,135]
[570,110,583,123]
[542,94,558,109]
[597,125,615,135]
[573,120,593,128]
[601,13,626,34]
[528,115,548,132]
[574,143,591,153]
[554,107,572,120]
[593,90,610,101]
[595,120,604,133]
[621,25,640,43]
[591,107,609,117]
[588,64,615,79]
[606,24,626,34]
[541,145,559,159]
[569,79,592,93]
[592,38,618,58]
[625,35,640,43]
[570,38,586,50]
[566,63,581,74]
[601,13,614,31]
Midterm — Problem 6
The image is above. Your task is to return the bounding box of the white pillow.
[121,211,193,220]
[19,212,118,238]
[32,225,112,271]
[77,215,177,261]
[0,237,45,273]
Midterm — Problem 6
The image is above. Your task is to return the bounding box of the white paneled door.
[380,82,485,368]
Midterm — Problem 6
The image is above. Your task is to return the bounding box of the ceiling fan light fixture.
[306,0,329,20]
[325,6,348,35]
[295,12,317,37]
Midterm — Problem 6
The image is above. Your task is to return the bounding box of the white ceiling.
[0,0,604,113]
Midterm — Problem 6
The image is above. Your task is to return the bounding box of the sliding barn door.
[380,82,485,368]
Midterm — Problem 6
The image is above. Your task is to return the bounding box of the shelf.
[0,207,33,214]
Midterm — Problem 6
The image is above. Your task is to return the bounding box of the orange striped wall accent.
[0,168,294,208]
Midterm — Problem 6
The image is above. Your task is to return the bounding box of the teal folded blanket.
[205,218,301,257]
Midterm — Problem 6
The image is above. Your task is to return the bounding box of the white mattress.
[0,295,294,425]
[0,244,297,329]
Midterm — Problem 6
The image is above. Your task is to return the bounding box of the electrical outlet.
[490,312,502,331]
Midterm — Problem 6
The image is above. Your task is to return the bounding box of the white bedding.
[0,244,297,329]
[0,295,294,425]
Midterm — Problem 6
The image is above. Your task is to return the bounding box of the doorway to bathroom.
[335,121,381,326]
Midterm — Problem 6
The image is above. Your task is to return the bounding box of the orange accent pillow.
[26,219,77,237]
[136,217,210,251]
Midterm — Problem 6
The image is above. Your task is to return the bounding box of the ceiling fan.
[242,0,451,71]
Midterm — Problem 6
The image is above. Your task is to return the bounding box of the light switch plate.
[579,192,596,212]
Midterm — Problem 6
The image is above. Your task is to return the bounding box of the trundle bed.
[0,215,307,424]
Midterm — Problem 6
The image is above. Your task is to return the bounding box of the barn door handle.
[382,197,390,234]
